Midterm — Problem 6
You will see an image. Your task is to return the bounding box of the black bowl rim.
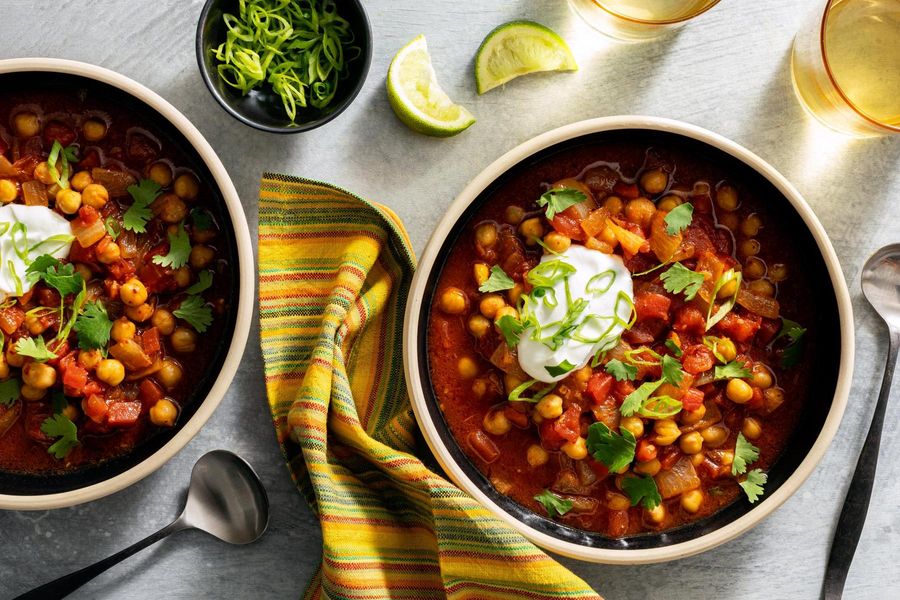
[195,0,374,134]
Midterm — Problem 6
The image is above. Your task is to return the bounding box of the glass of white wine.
[792,0,900,137]
[568,0,721,41]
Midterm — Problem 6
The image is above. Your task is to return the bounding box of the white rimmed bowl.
[404,116,854,563]
[0,58,254,510]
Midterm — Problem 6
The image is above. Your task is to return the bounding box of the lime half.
[387,35,476,137]
[475,21,578,94]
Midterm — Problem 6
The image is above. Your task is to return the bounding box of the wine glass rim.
[819,0,900,133]
[591,0,722,25]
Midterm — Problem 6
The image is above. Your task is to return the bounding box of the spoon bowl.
[861,243,900,329]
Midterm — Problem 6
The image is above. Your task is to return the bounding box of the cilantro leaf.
[714,360,752,380]
[665,338,683,357]
[0,378,20,407]
[15,336,58,362]
[534,489,573,518]
[732,433,760,476]
[664,202,694,235]
[75,301,113,350]
[739,469,767,503]
[660,262,705,301]
[536,188,587,220]
[40,413,79,459]
[622,476,662,510]
[41,263,83,297]
[63,145,78,163]
[186,270,214,295]
[25,254,62,285]
[50,391,68,415]
[586,422,635,472]
[661,354,684,386]
[775,317,806,368]
[546,359,576,378]
[620,379,664,417]
[191,207,214,231]
[496,314,524,348]
[605,358,637,381]
[123,179,162,233]
[152,222,191,269]
[173,295,213,333]
[478,265,515,293]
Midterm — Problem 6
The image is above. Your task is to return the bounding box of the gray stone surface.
[1,0,899,598]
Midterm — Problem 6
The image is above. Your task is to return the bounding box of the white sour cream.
[517,245,634,383]
[0,204,74,300]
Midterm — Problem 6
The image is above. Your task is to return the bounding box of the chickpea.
[471,378,488,398]
[62,403,79,421]
[154,193,188,224]
[508,283,523,306]
[21,384,47,400]
[519,217,544,244]
[467,315,491,339]
[769,263,788,282]
[189,245,215,270]
[607,492,631,511]
[473,263,489,286]
[750,363,773,389]
[157,358,184,390]
[13,111,40,137]
[493,306,518,325]
[70,171,93,191]
[562,437,588,460]
[739,238,761,258]
[543,231,571,254]
[742,417,762,440]
[741,213,762,237]
[483,410,511,435]
[719,212,740,231]
[96,359,125,385]
[526,444,549,467]
[504,373,523,394]
[22,362,57,389]
[640,169,668,195]
[716,338,737,362]
[748,279,775,297]
[0,179,18,203]
[603,195,623,215]
[679,431,704,455]
[25,314,48,336]
[680,404,707,426]
[479,294,505,319]
[149,398,178,427]
[535,394,563,420]
[81,184,109,209]
[174,266,192,288]
[78,349,102,370]
[645,503,666,524]
[171,327,197,353]
[504,205,525,225]
[657,195,682,211]
[691,452,706,467]
[681,490,704,514]
[726,378,754,404]
[634,458,661,476]
[34,161,58,185]
[55,189,82,214]
[573,366,592,385]
[6,346,24,368]
[173,173,199,200]
[700,425,729,447]
[653,419,681,446]
[716,184,739,211]
[624,198,656,229]
[457,356,478,379]
[126,302,154,322]
[475,223,498,248]
[97,241,121,264]
[744,256,766,279]
[438,287,467,315]
[619,416,644,438]
[111,317,136,342]
[148,162,173,187]
[82,119,107,141]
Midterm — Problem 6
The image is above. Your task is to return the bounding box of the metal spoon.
[822,244,900,599]
[15,449,269,600]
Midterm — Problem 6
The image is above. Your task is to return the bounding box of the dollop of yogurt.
[517,245,633,383]
[0,204,73,300]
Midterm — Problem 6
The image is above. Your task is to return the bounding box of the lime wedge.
[475,20,577,94]
[387,35,476,137]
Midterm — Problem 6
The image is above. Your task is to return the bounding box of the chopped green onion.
[586,270,615,295]
[706,269,742,330]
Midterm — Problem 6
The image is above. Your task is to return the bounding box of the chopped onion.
[655,456,701,499]
[736,288,780,319]
[91,168,136,197]
[0,155,17,177]
[72,217,106,248]
[21,181,48,207]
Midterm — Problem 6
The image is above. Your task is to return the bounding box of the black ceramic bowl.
[196,0,372,133]
[403,117,855,563]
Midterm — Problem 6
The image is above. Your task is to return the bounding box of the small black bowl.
[195,0,372,134]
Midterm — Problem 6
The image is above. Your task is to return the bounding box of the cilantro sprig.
[26,255,83,296]
[664,202,694,235]
[40,413,79,459]
[775,317,806,368]
[605,358,637,381]
[660,262,704,301]
[586,422,635,473]
[732,433,760,476]
[173,296,213,333]
[536,188,587,220]
[534,489,573,518]
[75,301,113,350]
[123,179,162,233]
[619,357,685,417]
[0,378,20,407]
[621,476,662,510]
[15,336,58,362]
[739,469,767,503]
[714,360,752,380]
[478,265,515,293]
[152,222,191,269]
[186,270,214,295]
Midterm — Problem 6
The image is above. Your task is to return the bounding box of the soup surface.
[0,86,230,474]
[428,141,814,537]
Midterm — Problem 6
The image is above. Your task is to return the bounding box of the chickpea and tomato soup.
[428,144,811,537]
[0,90,230,473]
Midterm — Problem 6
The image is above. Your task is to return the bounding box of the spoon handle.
[822,330,900,600]
[13,518,187,600]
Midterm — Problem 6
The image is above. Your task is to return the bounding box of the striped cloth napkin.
[258,173,602,600]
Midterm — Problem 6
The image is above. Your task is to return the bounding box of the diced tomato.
[503,405,529,428]
[681,345,715,375]
[550,213,585,241]
[78,149,101,170]
[612,379,635,403]
[140,327,162,356]
[659,446,683,470]
[553,405,582,444]
[748,387,765,412]
[12,155,41,178]
[0,307,25,336]
[689,190,713,214]
[138,246,177,293]
[139,378,165,405]
[757,317,781,345]
[634,291,671,322]
[82,394,109,424]
[107,259,136,282]
[588,460,610,480]
[67,240,97,264]
[46,340,69,368]
[43,121,76,147]
[681,387,705,412]
[107,402,142,427]
[75,205,100,227]
[636,439,658,462]
[539,419,566,450]
[83,379,105,398]
[62,361,89,396]
[586,372,614,405]
[673,306,705,336]
[716,311,762,343]
[613,181,639,199]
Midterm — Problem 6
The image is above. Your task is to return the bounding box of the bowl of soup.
[0,58,254,509]
[404,116,853,563]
